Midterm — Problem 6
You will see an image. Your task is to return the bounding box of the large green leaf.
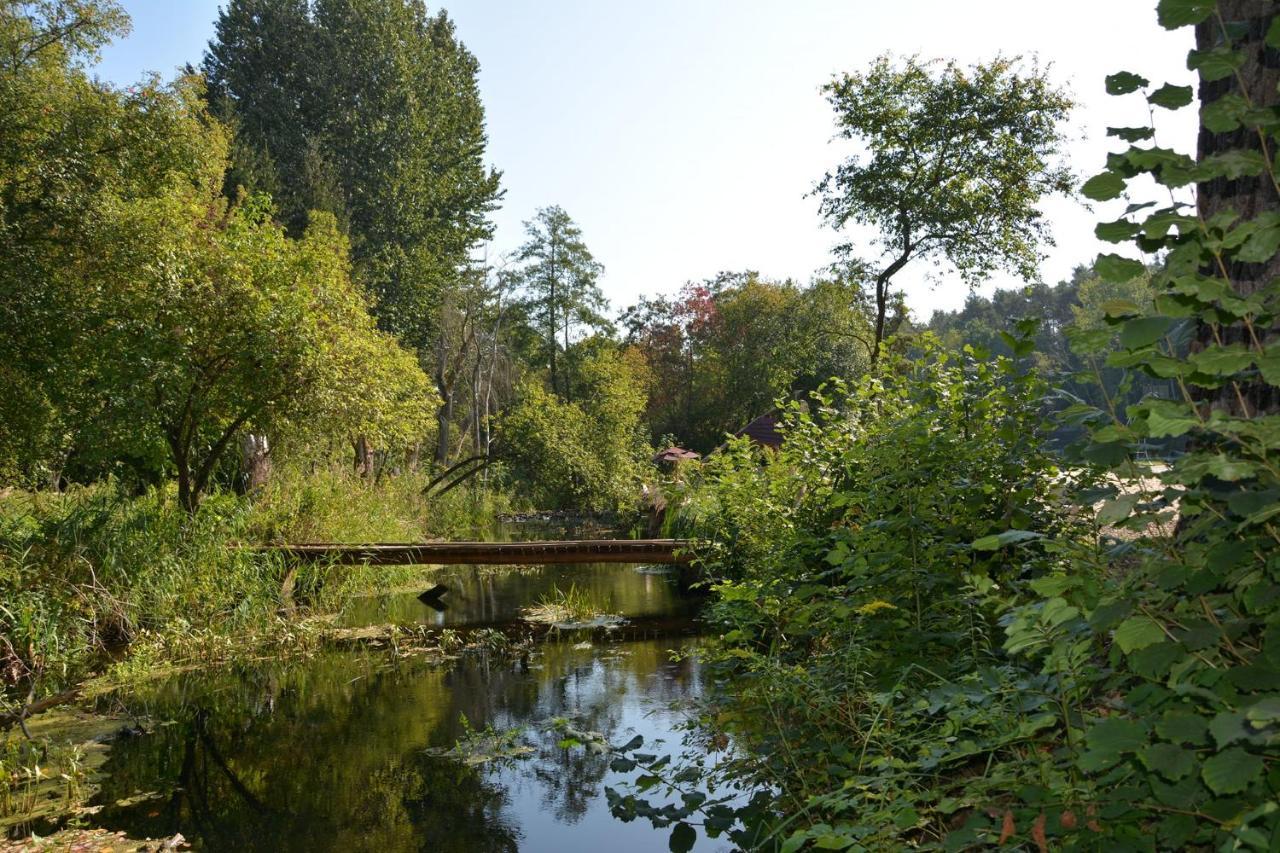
[1114,615,1166,652]
[1148,84,1194,110]
[1105,71,1150,95]
[1201,747,1264,794]
[1096,219,1139,242]
[1187,47,1244,81]
[1083,171,1127,201]
[1156,711,1210,746]
[1141,742,1196,780]
[669,822,697,853]
[1259,348,1280,385]
[1086,717,1149,754]
[1143,400,1198,438]
[1097,495,1137,525]
[1200,150,1268,180]
[971,529,1042,551]
[1107,126,1156,142]
[1119,316,1176,349]
[1201,94,1247,133]
[1188,345,1253,376]
[1156,0,1216,29]
[1096,253,1146,283]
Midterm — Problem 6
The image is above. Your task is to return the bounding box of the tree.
[202,0,503,351]
[0,1,434,506]
[81,192,434,512]
[512,206,610,398]
[0,0,214,486]
[622,273,873,451]
[498,343,649,510]
[1191,0,1279,417]
[815,55,1074,362]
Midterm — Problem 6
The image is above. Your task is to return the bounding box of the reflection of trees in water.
[94,703,521,852]
[468,637,705,826]
[88,637,702,851]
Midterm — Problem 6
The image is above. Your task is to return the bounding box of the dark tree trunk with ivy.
[1195,2,1280,416]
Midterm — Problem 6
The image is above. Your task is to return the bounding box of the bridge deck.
[272,539,694,566]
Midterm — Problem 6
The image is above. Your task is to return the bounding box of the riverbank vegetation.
[5,0,1280,849]
[606,3,1280,850]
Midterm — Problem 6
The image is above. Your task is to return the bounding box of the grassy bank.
[0,463,510,709]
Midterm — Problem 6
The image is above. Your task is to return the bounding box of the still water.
[85,558,720,851]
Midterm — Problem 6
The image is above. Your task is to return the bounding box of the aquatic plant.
[521,583,617,627]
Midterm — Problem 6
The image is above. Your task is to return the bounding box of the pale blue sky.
[94,1,1195,318]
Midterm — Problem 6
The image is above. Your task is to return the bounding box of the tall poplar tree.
[202,0,503,351]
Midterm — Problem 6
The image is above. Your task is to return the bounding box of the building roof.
[653,446,701,465]
[734,411,784,449]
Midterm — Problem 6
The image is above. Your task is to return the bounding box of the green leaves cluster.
[498,345,651,511]
[0,1,435,507]
[614,327,1096,849]
[202,0,502,350]
[816,53,1074,360]
[616,3,1280,849]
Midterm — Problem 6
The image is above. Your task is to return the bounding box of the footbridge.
[271,539,695,566]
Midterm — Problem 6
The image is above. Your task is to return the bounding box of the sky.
[93,1,1197,320]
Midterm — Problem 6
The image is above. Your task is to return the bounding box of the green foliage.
[617,4,1280,849]
[622,272,874,451]
[0,1,435,506]
[0,1,222,487]
[203,0,502,350]
[499,344,650,510]
[614,327,1096,848]
[816,54,1074,359]
[926,264,1181,449]
[511,205,610,398]
[0,462,505,702]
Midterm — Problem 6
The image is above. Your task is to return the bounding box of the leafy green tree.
[200,0,313,225]
[622,273,873,451]
[77,189,433,512]
[202,0,503,350]
[815,55,1074,362]
[0,0,215,485]
[0,0,434,506]
[511,206,610,398]
[499,343,648,510]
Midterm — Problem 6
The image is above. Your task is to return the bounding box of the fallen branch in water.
[1,686,82,734]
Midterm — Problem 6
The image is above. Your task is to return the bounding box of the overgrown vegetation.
[6,0,1280,849]
[608,3,1280,850]
[0,463,503,705]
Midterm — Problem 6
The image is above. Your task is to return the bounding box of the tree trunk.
[177,464,198,514]
[548,269,559,397]
[237,433,272,495]
[871,279,887,366]
[1195,2,1280,416]
[435,389,453,467]
[352,434,374,478]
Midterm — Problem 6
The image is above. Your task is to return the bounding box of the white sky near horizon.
[94,1,1197,322]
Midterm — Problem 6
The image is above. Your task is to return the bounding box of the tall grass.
[0,462,510,703]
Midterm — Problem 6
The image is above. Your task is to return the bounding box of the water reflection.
[91,631,713,851]
[341,562,696,630]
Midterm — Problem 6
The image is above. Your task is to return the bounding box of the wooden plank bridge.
[271,539,694,566]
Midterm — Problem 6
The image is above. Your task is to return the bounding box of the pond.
[76,539,723,851]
